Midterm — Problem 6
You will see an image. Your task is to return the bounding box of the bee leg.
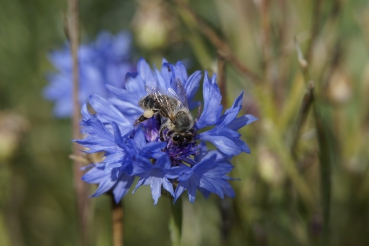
[134,109,157,126]
[159,125,175,142]
[134,115,148,126]
[159,125,168,141]
[195,104,202,123]
[158,125,168,150]
[189,128,197,136]
[167,130,174,140]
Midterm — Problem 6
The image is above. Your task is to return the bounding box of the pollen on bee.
[143,110,154,119]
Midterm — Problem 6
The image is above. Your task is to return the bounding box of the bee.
[134,80,196,146]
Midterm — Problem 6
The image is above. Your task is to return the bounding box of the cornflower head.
[76,58,257,205]
[43,31,134,118]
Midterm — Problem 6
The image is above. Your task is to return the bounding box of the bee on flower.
[76,58,257,205]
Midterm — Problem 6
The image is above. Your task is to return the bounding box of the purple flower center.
[140,115,201,166]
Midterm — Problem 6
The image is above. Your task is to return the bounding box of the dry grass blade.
[175,0,261,82]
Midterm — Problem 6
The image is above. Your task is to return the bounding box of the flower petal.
[195,72,222,128]
[227,114,258,131]
[112,174,135,203]
[89,94,130,127]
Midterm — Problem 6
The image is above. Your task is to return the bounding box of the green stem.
[169,197,183,246]
[314,105,331,246]
[295,36,331,246]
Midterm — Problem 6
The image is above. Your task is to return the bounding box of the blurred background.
[1,0,369,245]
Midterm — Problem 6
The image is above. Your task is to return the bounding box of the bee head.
[172,134,184,145]
[172,133,193,146]
[171,128,196,146]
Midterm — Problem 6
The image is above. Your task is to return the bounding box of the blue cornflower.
[77,58,256,204]
[77,104,166,203]
[44,31,134,118]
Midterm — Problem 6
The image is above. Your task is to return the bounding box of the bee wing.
[168,78,189,109]
[145,85,178,123]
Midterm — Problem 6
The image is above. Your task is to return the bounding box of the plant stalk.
[111,195,124,246]
[169,197,183,246]
[68,0,89,245]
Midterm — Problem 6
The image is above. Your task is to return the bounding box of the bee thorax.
[173,110,193,131]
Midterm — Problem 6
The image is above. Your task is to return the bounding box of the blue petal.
[148,176,164,205]
[89,94,130,127]
[131,156,153,175]
[191,154,217,174]
[162,177,175,197]
[204,163,234,177]
[216,106,241,129]
[111,31,132,59]
[184,71,201,103]
[175,61,188,80]
[106,84,144,112]
[82,165,106,183]
[103,153,125,169]
[109,97,142,120]
[154,154,171,169]
[169,64,186,90]
[53,97,72,118]
[174,183,186,203]
[160,63,170,86]
[154,67,169,89]
[142,142,167,157]
[112,174,135,203]
[198,132,244,156]
[137,58,155,85]
[81,103,92,120]
[133,177,147,193]
[75,117,117,153]
[231,91,244,108]
[44,31,135,118]
[220,179,235,198]
[91,176,117,197]
[198,187,211,199]
[217,92,244,123]
[133,128,147,148]
[111,122,125,148]
[195,72,222,128]
[167,165,190,180]
[227,114,258,131]
[48,47,71,70]
[199,177,224,199]
[186,179,198,203]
